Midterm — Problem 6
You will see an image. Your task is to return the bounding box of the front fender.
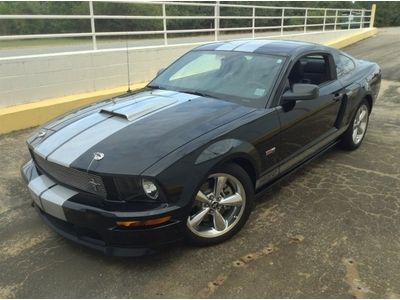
[146,138,261,214]
[195,138,261,173]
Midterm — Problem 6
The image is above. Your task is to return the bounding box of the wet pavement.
[0,27,399,298]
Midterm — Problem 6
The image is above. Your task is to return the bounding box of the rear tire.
[339,100,370,150]
[185,163,254,246]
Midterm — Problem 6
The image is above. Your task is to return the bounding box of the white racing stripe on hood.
[47,117,129,167]
[46,94,190,167]
[102,98,178,121]
[35,113,109,158]
[99,94,153,113]
[33,93,154,158]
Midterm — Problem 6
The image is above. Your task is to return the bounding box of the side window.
[288,54,332,86]
[335,54,355,77]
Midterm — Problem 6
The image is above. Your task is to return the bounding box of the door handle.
[333,93,343,102]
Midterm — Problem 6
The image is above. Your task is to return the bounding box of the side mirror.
[156,68,165,76]
[282,83,319,102]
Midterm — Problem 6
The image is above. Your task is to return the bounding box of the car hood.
[28,89,255,175]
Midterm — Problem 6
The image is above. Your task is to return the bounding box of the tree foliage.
[0,1,398,37]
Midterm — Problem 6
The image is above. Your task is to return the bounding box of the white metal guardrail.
[0,1,373,55]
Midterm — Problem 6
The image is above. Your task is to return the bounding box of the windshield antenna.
[125,38,131,92]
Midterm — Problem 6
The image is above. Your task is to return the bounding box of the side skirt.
[254,138,340,199]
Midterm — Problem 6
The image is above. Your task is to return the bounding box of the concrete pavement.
[0,27,399,298]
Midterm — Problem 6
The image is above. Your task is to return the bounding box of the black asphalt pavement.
[0,27,399,298]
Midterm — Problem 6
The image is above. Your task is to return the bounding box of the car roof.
[193,39,330,57]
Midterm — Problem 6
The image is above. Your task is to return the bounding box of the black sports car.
[21,39,381,256]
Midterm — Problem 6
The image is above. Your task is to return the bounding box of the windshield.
[149,50,285,108]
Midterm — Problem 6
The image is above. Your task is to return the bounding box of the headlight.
[141,178,159,200]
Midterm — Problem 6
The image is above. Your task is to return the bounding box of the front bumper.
[21,160,186,256]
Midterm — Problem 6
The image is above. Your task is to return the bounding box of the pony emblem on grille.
[89,178,101,192]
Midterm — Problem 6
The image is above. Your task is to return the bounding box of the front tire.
[185,163,254,246]
[340,100,370,150]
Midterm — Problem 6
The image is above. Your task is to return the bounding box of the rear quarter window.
[335,54,355,77]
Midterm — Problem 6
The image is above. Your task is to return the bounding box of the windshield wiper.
[147,84,167,90]
[148,86,221,100]
[177,89,219,99]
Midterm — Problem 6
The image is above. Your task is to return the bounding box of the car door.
[275,52,344,173]
[332,50,362,128]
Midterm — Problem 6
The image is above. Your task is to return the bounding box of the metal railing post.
[280,8,285,35]
[360,9,364,29]
[304,9,308,33]
[334,9,338,31]
[89,1,97,50]
[323,9,327,31]
[214,1,220,41]
[162,3,168,45]
[348,9,352,30]
[252,7,255,39]
[370,4,376,28]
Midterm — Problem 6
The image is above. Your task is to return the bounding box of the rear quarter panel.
[340,60,381,126]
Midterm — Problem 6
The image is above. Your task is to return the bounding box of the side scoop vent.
[100,97,178,121]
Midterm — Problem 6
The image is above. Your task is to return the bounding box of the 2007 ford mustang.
[21,39,381,256]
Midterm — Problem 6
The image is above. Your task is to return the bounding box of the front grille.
[32,152,107,198]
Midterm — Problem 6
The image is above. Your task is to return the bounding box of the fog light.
[141,178,159,199]
[116,215,171,228]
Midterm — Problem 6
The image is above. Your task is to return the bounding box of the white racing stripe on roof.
[233,40,276,52]
[215,40,248,51]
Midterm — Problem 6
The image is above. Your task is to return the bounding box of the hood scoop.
[100,97,178,121]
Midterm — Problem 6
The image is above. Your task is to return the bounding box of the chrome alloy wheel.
[187,173,246,238]
[352,104,369,145]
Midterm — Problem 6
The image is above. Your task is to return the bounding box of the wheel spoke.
[188,207,210,228]
[213,210,227,231]
[359,109,367,122]
[352,127,358,141]
[219,193,243,207]
[196,190,210,204]
[358,125,364,134]
[359,122,367,132]
[214,176,227,197]
[356,108,362,123]
[353,116,359,128]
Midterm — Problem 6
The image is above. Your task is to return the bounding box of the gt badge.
[265,147,276,157]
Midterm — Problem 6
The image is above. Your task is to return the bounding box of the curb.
[325,27,378,49]
[0,83,146,134]
[0,28,377,135]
